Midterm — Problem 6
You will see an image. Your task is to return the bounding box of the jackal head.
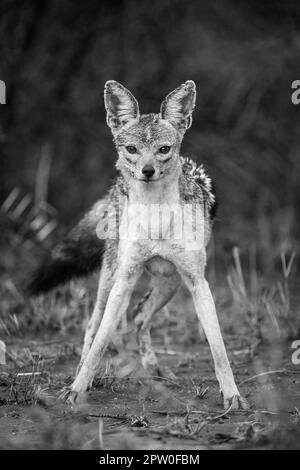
[104,80,196,183]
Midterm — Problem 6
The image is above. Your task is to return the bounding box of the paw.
[224,394,250,411]
[58,386,72,402]
[59,386,85,405]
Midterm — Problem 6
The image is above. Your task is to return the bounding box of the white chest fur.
[117,178,205,274]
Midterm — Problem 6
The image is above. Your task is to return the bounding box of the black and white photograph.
[0,0,300,453]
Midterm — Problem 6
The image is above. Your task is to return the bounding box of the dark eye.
[159,146,171,154]
[126,145,137,154]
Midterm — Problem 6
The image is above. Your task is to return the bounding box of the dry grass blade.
[239,369,286,386]
[206,403,233,421]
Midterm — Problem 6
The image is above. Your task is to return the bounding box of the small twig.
[239,369,286,385]
[190,410,210,415]
[206,403,233,421]
[17,372,42,377]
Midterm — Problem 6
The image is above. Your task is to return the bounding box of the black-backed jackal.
[28,81,249,410]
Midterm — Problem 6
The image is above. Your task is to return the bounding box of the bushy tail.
[26,198,107,296]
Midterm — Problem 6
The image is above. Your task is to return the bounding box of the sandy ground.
[0,332,299,450]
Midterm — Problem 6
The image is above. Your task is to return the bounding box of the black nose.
[142,165,155,178]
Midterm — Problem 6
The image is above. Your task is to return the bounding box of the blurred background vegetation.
[1,0,300,277]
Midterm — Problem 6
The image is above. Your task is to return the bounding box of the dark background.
[1,0,300,274]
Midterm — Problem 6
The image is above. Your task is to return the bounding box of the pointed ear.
[160,80,196,132]
[104,80,140,132]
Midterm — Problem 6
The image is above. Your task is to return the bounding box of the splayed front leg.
[67,264,142,404]
[190,278,250,410]
[76,261,114,375]
[171,249,250,411]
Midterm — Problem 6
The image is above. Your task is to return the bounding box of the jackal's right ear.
[104,81,140,132]
[160,81,196,132]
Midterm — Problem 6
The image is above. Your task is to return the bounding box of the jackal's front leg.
[67,265,142,403]
[77,260,114,374]
[189,277,249,410]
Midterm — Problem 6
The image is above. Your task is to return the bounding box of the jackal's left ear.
[160,81,196,132]
[104,80,140,132]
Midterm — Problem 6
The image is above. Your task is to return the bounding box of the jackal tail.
[26,199,106,296]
